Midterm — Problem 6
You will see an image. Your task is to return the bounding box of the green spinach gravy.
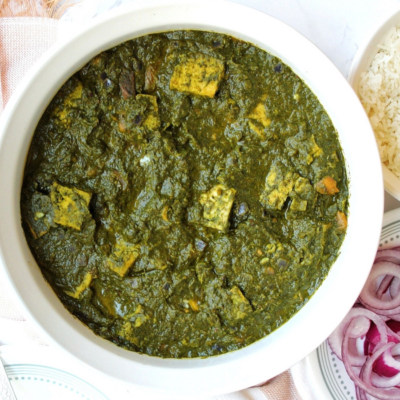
[21,31,348,358]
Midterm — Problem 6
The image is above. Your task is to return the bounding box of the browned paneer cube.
[170,53,225,98]
[315,176,339,195]
[336,211,348,232]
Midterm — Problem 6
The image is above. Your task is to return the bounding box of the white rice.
[359,26,400,178]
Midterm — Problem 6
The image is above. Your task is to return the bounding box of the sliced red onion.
[328,309,371,365]
[328,248,400,399]
[375,250,400,265]
[366,323,400,354]
[392,279,400,299]
[359,298,400,316]
[360,262,400,311]
[344,338,400,400]
[358,387,381,400]
[387,327,400,343]
[377,276,394,299]
[388,321,400,334]
[385,314,400,321]
[362,342,400,399]
[356,385,366,400]
[371,344,400,388]
[353,366,362,376]
[371,371,400,388]
[350,317,373,339]
[356,373,383,400]
[373,343,400,378]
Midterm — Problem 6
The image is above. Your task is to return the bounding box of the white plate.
[0,345,138,400]
[291,208,400,400]
[1,346,110,400]
[0,344,193,400]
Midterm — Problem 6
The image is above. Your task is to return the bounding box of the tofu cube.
[50,182,91,231]
[170,53,224,98]
[200,184,236,231]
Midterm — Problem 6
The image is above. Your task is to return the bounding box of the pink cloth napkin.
[0,15,306,400]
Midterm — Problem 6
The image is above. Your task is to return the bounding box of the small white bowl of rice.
[349,8,400,200]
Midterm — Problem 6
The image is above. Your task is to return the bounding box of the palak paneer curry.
[20,31,348,358]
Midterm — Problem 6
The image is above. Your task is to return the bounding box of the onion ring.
[375,250,400,265]
[360,262,400,311]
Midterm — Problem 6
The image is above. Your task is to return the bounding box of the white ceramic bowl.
[0,0,384,396]
[348,8,400,201]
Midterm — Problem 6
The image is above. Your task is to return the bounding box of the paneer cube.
[289,176,315,213]
[260,162,297,210]
[200,184,236,231]
[294,176,313,197]
[170,53,225,98]
[248,121,264,139]
[289,197,307,212]
[136,94,160,130]
[106,238,141,277]
[249,103,270,127]
[50,182,92,231]
[65,272,92,299]
[227,286,252,320]
[306,135,323,164]
[248,102,271,138]
[118,322,139,345]
[286,134,323,165]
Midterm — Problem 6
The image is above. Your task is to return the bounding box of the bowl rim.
[348,7,400,201]
[0,0,383,396]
